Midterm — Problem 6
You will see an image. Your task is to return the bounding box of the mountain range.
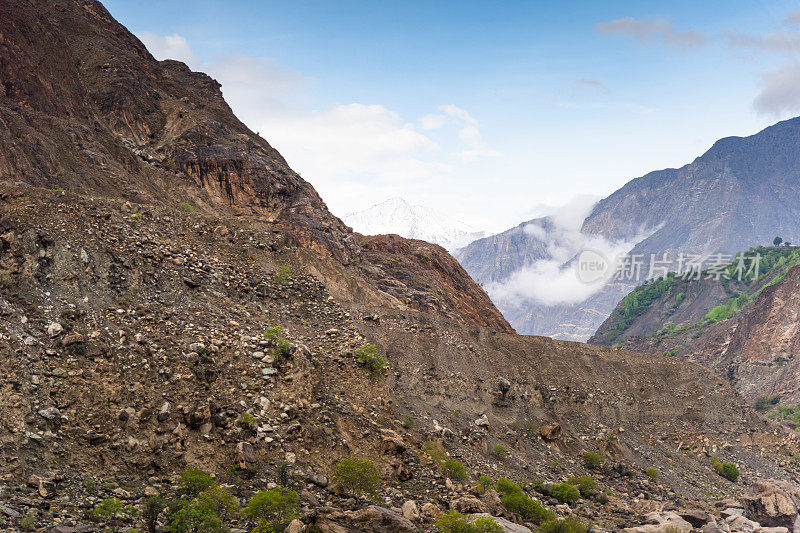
[343,197,485,252]
[459,117,800,341]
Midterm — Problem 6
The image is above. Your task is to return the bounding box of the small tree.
[353,343,386,379]
[333,457,382,498]
[476,476,494,493]
[581,451,603,469]
[143,495,165,533]
[243,487,300,533]
[774,236,784,246]
[166,494,224,533]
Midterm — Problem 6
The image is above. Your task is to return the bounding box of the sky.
[103,0,800,233]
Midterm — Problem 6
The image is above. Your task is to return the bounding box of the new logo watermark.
[576,251,764,285]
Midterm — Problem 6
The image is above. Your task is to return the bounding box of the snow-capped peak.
[342,197,485,252]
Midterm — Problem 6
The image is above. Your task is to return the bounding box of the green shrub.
[353,343,386,378]
[493,444,508,458]
[274,265,292,285]
[423,440,447,465]
[644,468,659,481]
[550,482,581,504]
[243,487,300,533]
[93,498,137,531]
[436,511,475,533]
[472,516,504,533]
[263,326,291,360]
[443,458,467,481]
[581,451,603,469]
[333,457,381,497]
[179,468,215,495]
[496,477,522,496]
[178,202,194,213]
[239,412,257,430]
[538,517,588,533]
[711,458,740,482]
[20,514,35,532]
[201,486,239,521]
[530,478,548,495]
[476,476,494,493]
[402,414,414,428]
[567,476,598,497]
[166,494,224,533]
[500,492,553,524]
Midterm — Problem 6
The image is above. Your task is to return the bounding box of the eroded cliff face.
[683,264,800,404]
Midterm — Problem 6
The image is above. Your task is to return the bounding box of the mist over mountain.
[460,117,800,340]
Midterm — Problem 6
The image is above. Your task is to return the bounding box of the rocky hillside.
[3,1,800,532]
[461,118,800,341]
[591,246,800,409]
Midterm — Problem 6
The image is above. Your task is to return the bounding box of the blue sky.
[105,0,800,231]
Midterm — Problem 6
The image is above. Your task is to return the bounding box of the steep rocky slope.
[2,1,800,532]
[593,252,800,408]
[461,119,800,341]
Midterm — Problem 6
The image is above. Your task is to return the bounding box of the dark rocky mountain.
[2,1,800,532]
[460,118,800,341]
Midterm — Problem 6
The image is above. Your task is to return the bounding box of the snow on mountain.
[342,197,485,252]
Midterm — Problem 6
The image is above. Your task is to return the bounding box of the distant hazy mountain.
[459,117,800,340]
[343,197,486,252]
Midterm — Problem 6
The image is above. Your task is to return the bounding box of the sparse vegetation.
[273,264,292,285]
[496,478,522,496]
[645,467,659,481]
[333,457,381,497]
[238,412,257,430]
[501,491,554,524]
[178,202,194,213]
[581,451,603,469]
[444,458,467,481]
[567,476,598,497]
[476,476,494,493]
[243,487,300,533]
[143,496,165,533]
[423,440,447,465]
[179,468,215,495]
[92,498,137,532]
[436,511,502,533]
[263,326,291,360]
[538,517,588,533]
[711,458,740,482]
[493,444,508,458]
[352,343,386,378]
[20,513,36,532]
[402,414,415,428]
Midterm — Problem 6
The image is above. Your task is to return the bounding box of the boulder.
[316,506,418,532]
[451,496,488,514]
[538,423,562,441]
[742,479,800,530]
[402,500,419,522]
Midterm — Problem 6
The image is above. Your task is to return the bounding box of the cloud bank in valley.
[486,196,646,306]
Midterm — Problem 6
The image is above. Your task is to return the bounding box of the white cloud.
[486,196,656,306]
[785,10,800,25]
[754,63,800,116]
[138,32,199,64]
[595,17,708,48]
[440,104,479,125]
[572,78,612,97]
[725,29,800,53]
[418,114,447,130]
